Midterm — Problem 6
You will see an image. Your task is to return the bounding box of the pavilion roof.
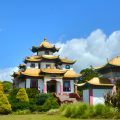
[21,68,42,77]
[108,56,120,66]
[13,68,80,78]
[24,55,75,64]
[41,68,66,74]
[31,38,60,52]
[77,77,114,87]
[60,58,76,64]
[93,56,120,70]
[64,70,81,78]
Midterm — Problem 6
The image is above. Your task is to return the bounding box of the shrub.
[29,104,37,112]
[26,88,39,98]
[0,81,4,92]
[2,81,12,93]
[104,89,120,110]
[35,93,50,105]
[60,102,118,119]
[9,88,19,98]
[8,88,29,111]
[47,109,59,115]
[16,88,29,102]
[12,109,31,115]
[42,98,59,111]
[11,101,29,111]
[0,90,12,114]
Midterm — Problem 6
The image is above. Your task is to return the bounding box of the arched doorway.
[47,80,56,93]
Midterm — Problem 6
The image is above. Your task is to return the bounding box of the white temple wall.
[38,51,44,55]
[41,62,55,69]
[38,79,44,92]
[26,63,31,68]
[38,51,53,55]
[49,51,53,55]
[57,81,60,94]
[26,78,30,88]
[19,81,25,88]
[83,90,89,103]
[35,63,38,68]
[83,88,112,105]
[93,89,111,105]
[70,80,74,93]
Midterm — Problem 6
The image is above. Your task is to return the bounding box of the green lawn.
[0,114,80,120]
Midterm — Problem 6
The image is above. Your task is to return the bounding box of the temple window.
[30,63,35,68]
[63,81,71,92]
[45,51,49,55]
[46,64,51,68]
[65,65,70,69]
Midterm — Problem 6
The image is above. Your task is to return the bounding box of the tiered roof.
[31,38,60,53]
[13,68,81,78]
[77,77,114,87]
[94,56,120,70]
[41,68,66,74]
[64,70,81,78]
[24,55,75,64]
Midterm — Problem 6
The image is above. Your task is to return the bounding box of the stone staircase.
[54,93,81,104]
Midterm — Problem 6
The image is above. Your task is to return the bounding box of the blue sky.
[0,0,120,69]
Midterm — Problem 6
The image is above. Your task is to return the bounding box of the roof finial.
[44,37,47,41]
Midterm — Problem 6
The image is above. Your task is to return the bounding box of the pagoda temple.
[77,56,120,105]
[12,38,80,95]
[94,56,120,82]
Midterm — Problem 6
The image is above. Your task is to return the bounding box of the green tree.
[16,88,29,102]
[116,80,120,89]
[80,68,99,83]
[0,90,12,114]
[0,81,4,92]
[2,81,12,93]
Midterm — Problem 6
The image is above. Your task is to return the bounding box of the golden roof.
[42,55,59,59]
[41,68,66,74]
[94,56,120,70]
[77,77,114,87]
[31,38,60,52]
[60,58,76,64]
[108,56,120,66]
[21,68,42,77]
[93,65,106,70]
[24,55,75,64]
[40,38,55,49]
[25,55,59,62]
[64,70,81,78]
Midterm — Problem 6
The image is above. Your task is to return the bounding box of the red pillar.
[89,87,93,105]
[43,82,47,93]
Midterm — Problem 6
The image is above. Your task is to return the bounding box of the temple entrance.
[47,80,56,93]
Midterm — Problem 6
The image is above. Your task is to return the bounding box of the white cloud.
[55,29,120,72]
[0,67,18,82]
[1,29,120,81]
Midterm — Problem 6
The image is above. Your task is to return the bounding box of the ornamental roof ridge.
[31,37,60,52]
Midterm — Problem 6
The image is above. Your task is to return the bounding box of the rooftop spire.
[44,37,47,41]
